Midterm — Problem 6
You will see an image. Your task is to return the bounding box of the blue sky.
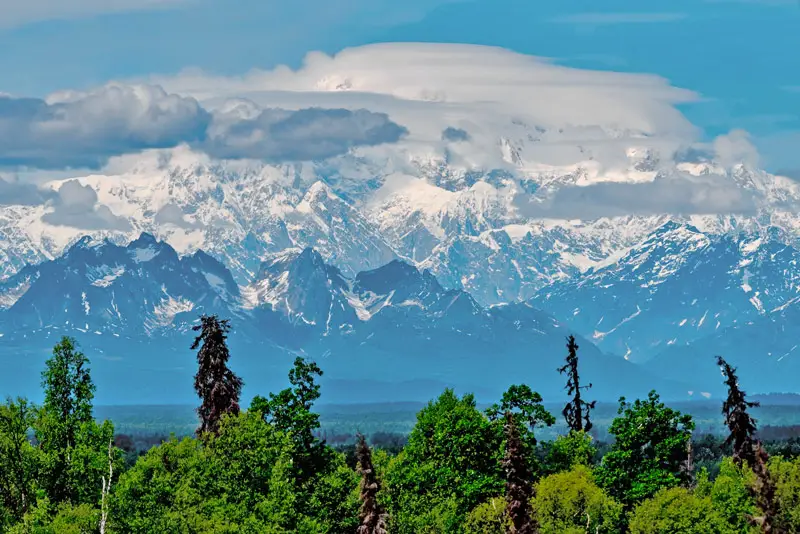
[0,0,798,172]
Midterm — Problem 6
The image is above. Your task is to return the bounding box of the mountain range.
[0,233,696,404]
[2,142,800,404]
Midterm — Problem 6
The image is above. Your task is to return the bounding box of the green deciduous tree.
[628,487,737,534]
[6,499,100,534]
[533,465,623,534]
[464,497,509,534]
[696,458,758,533]
[384,389,504,534]
[192,315,243,437]
[250,357,331,488]
[33,337,120,511]
[596,390,695,507]
[486,384,555,448]
[109,411,310,533]
[0,397,39,527]
[769,456,800,533]
[543,430,597,475]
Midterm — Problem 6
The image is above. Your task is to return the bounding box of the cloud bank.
[147,43,701,170]
[205,103,408,161]
[42,180,131,230]
[0,84,406,169]
[0,42,779,227]
[515,172,759,220]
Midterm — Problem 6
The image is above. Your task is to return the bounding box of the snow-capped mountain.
[0,233,240,338]
[530,222,800,363]
[0,234,694,404]
[3,124,800,401]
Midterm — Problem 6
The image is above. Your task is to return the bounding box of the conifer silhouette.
[503,411,537,534]
[191,315,243,436]
[717,356,781,533]
[717,356,759,467]
[356,434,387,534]
[558,335,596,432]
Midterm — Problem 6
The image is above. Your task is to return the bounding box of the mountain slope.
[0,236,694,404]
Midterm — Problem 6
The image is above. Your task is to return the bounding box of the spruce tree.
[717,356,759,467]
[717,355,781,533]
[191,315,243,436]
[558,335,596,433]
[356,434,387,534]
[503,411,537,534]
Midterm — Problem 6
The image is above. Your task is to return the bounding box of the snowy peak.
[530,222,800,367]
[245,247,355,328]
[0,233,239,336]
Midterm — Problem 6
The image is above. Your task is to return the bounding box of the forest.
[1,315,800,533]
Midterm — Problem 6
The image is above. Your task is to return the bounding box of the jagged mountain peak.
[0,233,239,336]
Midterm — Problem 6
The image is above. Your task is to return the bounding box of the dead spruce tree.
[717,356,781,534]
[192,315,243,436]
[558,335,596,433]
[503,411,537,534]
[356,434,387,534]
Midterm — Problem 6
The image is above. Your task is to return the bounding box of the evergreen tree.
[558,335,596,433]
[356,434,387,534]
[191,315,243,437]
[717,356,760,468]
[716,356,781,533]
[503,411,537,534]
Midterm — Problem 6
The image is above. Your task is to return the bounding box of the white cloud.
[0,84,209,169]
[154,204,201,229]
[515,172,758,219]
[149,43,700,170]
[549,12,689,25]
[0,0,188,29]
[713,129,760,168]
[42,179,131,230]
[0,83,406,169]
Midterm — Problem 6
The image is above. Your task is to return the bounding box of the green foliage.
[109,412,303,533]
[543,430,596,474]
[699,458,758,533]
[27,336,123,526]
[770,455,800,532]
[251,357,331,487]
[533,465,623,534]
[6,333,800,534]
[463,497,509,534]
[0,397,40,527]
[486,384,555,446]
[306,455,360,533]
[596,390,695,507]
[387,496,462,534]
[384,389,504,533]
[34,337,97,505]
[628,487,736,534]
